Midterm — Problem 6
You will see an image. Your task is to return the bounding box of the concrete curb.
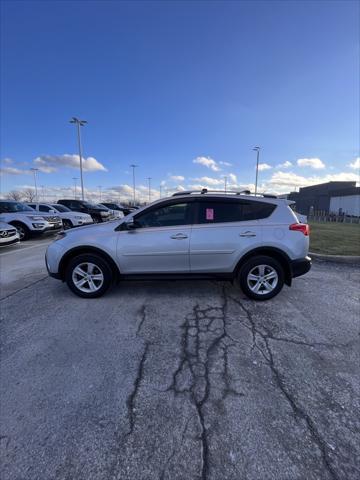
[309,252,360,265]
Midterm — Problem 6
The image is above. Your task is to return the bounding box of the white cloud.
[0,166,31,176]
[266,170,359,193]
[276,161,292,169]
[34,154,107,172]
[219,161,232,167]
[2,158,14,165]
[297,158,325,169]
[192,176,224,186]
[193,156,221,172]
[348,157,360,170]
[257,163,272,171]
[169,175,185,182]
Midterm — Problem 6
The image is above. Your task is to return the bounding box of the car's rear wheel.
[62,219,72,230]
[65,254,113,298]
[11,222,30,241]
[239,255,284,301]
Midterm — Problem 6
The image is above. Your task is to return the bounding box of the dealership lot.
[0,243,359,480]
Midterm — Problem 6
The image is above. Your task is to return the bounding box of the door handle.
[170,233,188,240]
[239,231,256,237]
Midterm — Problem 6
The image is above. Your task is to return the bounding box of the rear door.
[117,199,195,274]
[189,198,272,273]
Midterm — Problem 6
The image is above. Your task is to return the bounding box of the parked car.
[0,221,20,247]
[98,204,124,220]
[27,203,93,230]
[57,199,110,223]
[0,201,62,240]
[46,190,311,300]
[102,202,132,216]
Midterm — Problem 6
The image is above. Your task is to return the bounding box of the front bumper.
[0,236,20,247]
[290,256,312,278]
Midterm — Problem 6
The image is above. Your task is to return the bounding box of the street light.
[224,176,227,193]
[98,185,102,203]
[70,117,87,200]
[130,164,138,205]
[147,177,152,203]
[253,146,261,195]
[41,185,45,201]
[159,184,162,198]
[72,177,78,199]
[30,168,39,202]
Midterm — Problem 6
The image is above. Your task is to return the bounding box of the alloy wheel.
[72,262,104,293]
[247,264,278,295]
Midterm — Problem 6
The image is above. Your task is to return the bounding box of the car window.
[39,205,51,212]
[135,202,192,228]
[196,200,275,224]
[0,202,34,213]
[52,204,70,212]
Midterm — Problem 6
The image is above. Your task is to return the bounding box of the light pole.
[98,185,102,203]
[253,146,260,195]
[159,184,162,198]
[224,176,227,193]
[147,177,152,203]
[72,177,78,199]
[41,185,45,201]
[30,168,39,202]
[70,117,87,200]
[130,164,138,205]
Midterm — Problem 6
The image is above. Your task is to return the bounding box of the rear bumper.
[290,256,312,278]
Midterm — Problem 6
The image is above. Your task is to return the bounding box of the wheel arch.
[234,247,292,286]
[58,246,120,281]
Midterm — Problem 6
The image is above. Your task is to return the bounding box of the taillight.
[289,223,310,236]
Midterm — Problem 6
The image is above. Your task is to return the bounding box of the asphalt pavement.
[0,240,359,480]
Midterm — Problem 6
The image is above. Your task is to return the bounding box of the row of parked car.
[0,199,136,245]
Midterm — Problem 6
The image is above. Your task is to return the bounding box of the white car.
[0,221,20,247]
[46,190,311,300]
[0,201,62,240]
[27,203,93,230]
[98,204,124,220]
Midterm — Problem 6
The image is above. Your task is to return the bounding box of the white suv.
[46,190,311,300]
[27,203,93,229]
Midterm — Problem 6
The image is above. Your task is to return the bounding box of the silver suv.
[46,190,311,300]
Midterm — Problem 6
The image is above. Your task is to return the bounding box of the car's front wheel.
[239,255,284,301]
[65,254,113,298]
[62,219,73,230]
[11,222,30,241]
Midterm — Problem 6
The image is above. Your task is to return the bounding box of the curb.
[309,252,360,265]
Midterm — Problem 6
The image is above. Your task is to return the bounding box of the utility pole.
[98,185,102,203]
[130,164,138,205]
[253,146,260,195]
[70,117,87,200]
[41,185,45,201]
[30,168,39,202]
[159,184,162,198]
[224,176,227,193]
[72,177,78,199]
[147,177,152,203]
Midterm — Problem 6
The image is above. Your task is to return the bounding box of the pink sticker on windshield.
[206,208,214,220]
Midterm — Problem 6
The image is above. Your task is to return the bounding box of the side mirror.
[125,218,138,230]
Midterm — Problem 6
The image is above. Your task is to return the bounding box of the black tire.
[238,255,284,301]
[92,215,100,224]
[65,254,113,298]
[62,219,73,230]
[11,222,30,241]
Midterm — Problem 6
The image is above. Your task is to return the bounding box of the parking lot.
[0,240,359,480]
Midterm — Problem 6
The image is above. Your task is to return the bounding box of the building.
[288,181,359,216]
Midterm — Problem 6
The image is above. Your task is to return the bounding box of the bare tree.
[6,190,23,201]
[22,188,36,202]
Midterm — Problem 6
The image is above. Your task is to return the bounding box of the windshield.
[52,204,71,212]
[82,202,101,209]
[0,202,35,213]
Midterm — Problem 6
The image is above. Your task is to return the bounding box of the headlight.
[100,211,108,216]
[27,215,45,221]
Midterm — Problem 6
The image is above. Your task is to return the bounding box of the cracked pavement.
[0,249,359,479]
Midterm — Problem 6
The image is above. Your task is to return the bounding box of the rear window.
[197,200,275,224]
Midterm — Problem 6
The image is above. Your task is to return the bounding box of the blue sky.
[1,0,359,202]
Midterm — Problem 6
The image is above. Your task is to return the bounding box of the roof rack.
[172,189,278,198]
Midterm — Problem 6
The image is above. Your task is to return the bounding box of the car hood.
[0,221,15,230]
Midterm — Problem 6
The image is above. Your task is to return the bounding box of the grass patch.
[309,221,360,255]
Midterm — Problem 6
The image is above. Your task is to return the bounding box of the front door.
[117,200,194,274]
